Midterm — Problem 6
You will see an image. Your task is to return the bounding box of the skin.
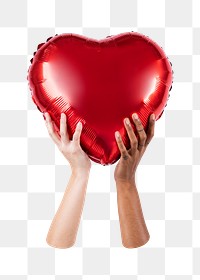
[44,111,155,249]
[44,112,91,248]
[114,112,155,248]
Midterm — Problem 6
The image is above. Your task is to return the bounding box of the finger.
[132,113,147,151]
[60,113,70,144]
[72,121,82,145]
[115,131,129,160]
[146,113,155,145]
[52,121,60,135]
[123,118,138,150]
[44,112,60,145]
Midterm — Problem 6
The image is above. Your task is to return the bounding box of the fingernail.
[125,118,130,125]
[152,114,155,121]
[133,113,138,120]
[77,121,82,128]
[115,131,120,138]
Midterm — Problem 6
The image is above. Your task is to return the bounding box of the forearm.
[46,168,90,248]
[116,180,150,248]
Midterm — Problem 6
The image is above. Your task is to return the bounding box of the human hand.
[44,112,91,172]
[114,113,155,184]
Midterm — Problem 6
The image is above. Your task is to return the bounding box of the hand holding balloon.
[44,112,91,248]
[114,113,155,248]
[44,112,91,172]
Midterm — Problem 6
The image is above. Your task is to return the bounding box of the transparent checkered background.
[0,0,199,279]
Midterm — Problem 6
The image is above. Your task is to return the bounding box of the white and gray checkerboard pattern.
[0,0,199,279]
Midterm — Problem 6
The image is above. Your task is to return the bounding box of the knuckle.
[121,150,127,156]
[73,133,78,140]
[133,137,138,144]
[136,119,142,126]
[132,140,138,149]
[141,134,147,141]
[138,124,143,130]
[118,139,123,145]
[60,131,65,137]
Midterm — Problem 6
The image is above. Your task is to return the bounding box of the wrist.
[115,176,136,186]
[71,167,91,177]
[115,179,136,192]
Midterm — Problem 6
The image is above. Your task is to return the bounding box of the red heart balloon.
[27,32,173,165]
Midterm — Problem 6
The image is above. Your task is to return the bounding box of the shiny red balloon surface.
[27,32,173,165]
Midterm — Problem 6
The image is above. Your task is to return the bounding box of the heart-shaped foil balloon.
[27,32,173,165]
